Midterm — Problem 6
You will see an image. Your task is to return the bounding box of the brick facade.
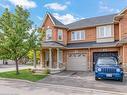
[40,8,127,71]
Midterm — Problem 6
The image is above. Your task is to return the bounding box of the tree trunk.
[33,49,37,68]
[15,59,19,75]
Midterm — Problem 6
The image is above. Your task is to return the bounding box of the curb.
[0,77,35,84]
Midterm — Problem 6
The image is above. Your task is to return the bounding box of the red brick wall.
[43,15,68,45]
[123,45,127,63]
[119,11,127,40]
[41,47,121,71]
[42,14,120,44]
[67,25,119,43]
[67,27,96,43]
[122,44,127,71]
[114,24,119,40]
[43,15,57,41]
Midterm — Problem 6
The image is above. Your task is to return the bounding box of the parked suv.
[95,57,124,82]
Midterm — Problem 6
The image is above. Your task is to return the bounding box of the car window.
[97,58,117,65]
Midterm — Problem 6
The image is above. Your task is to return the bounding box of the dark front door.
[93,52,118,71]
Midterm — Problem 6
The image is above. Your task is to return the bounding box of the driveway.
[38,71,127,93]
[0,79,126,95]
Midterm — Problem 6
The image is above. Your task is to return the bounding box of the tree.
[27,50,40,62]
[28,27,45,68]
[0,6,36,74]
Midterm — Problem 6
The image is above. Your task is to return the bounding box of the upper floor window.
[58,29,63,41]
[97,25,112,38]
[46,29,52,41]
[71,30,85,41]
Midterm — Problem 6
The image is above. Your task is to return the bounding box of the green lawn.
[0,69,48,82]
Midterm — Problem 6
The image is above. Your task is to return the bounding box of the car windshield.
[97,57,117,65]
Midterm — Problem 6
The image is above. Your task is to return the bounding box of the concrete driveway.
[38,71,127,93]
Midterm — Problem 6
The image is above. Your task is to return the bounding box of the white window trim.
[57,29,63,41]
[46,28,52,41]
[97,25,113,38]
[71,30,85,41]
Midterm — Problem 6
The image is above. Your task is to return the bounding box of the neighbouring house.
[40,8,127,73]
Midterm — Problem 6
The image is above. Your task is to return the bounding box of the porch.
[39,41,66,74]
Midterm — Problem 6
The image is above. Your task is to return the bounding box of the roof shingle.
[67,41,118,49]
[66,14,117,30]
[48,13,67,28]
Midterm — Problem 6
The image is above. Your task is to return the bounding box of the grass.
[0,69,48,82]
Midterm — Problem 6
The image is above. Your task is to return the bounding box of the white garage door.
[67,53,88,71]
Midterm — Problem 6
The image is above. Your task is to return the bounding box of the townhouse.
[40,8,127,72]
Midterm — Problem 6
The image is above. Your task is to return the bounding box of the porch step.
[32,66,66,74]
[50,67,66,74]
[32,68,49,75]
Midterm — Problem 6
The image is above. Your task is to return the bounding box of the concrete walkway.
[0,79,126,95]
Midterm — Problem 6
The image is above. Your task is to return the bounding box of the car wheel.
[95,77,99,80]
[119,78,123,82]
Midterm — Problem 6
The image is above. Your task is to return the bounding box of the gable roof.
[66,14,117,30]
[42,12,67,28]
[114,8,127,21]
[48,13,66,27]
[117,7,127,16]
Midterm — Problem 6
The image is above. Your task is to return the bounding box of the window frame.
[97,25,112,38]
[46,28,52,41]
[57,29,63,41]
[71,30,85,41]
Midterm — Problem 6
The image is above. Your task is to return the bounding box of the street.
[0,79,126,95]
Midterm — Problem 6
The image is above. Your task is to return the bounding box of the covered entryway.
[93,52,118,71]
[67,53,88,71]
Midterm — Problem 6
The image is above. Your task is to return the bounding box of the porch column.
[57,48,60,69]
[49,48,52,68]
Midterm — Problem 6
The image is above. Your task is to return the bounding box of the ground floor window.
[59,50,63,64]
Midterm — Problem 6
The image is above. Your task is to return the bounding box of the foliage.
[0,6,36,74]
[0,69,47,82]
[27,50,40,61]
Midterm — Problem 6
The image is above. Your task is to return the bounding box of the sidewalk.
[0,64,33,72]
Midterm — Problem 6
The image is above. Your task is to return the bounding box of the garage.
[93,52,118,71]
[67,53,88,71]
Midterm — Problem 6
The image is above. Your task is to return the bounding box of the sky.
[0,0,127,27]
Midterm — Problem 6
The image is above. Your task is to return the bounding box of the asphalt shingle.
[66,14,117,30]
[67,41,118,49]
[48,13,67,28]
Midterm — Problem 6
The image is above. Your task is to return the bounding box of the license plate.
[106,74,112,77]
